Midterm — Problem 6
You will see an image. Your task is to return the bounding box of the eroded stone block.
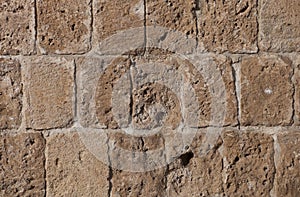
[259,0,300,52]
[0,0,35,55]
[222,131,275,196]
[276,132,300,196]
[46,131,109,196]
[23,57,74,129]
[37,0,91,54]
[240,55,293,126]
[0,132,45,196]
[0,58,22,130]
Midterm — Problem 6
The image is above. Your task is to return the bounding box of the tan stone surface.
[0,132,45,196]
[46,131,109,196]
[293,55,300,125]
[259,0,300,52]
[197,0,258,53]
[222,131,275,196]
[240,55,293,126]
[166,132,224,196]
[37,0,91,54]
[0,58,22,130]
[93,0,144,45]
[23,57,74,129]
[276,132,300,196]
[0,0,35,55]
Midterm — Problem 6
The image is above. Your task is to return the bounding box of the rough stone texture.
[240,55,293,126]
[23,57,74,130]
[166,132,224,196]
[259,0,300,52]
[37,0,91,54]
[293,55,300,125]
[0,133,45,196]
[276,132,300,196]
[93,0,144,45]
[0,58,22,130]
[0,0,35,55]
[146,0,197,37]
[222,130,275,196]
[197,0,258,53]
[46,131,109,196]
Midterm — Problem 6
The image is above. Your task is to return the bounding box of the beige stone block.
[0,58,22,130]
[197,0,258,53]
[276,132,300,196]
[37,0,91,54]
[23,57,74,129]
[0,0,35,55]
[46,131,109,196]
[223,131,275,196]
[240,55,293,126]
[0,132,45,196]
[259,0,300,52]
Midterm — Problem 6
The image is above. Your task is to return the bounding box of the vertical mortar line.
[73,59,78,123]
[231,61,241,130]
[89,0,94,51]
[291,60,296,126]
[256,0,260,53]
[270,134,279,197]
[143,0,147,55]
[34,0,38,54]
[41,132,47,197]
[106,136,113,197]
[193,0,200,49]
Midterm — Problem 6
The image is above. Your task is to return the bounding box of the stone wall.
[0,0,299,196]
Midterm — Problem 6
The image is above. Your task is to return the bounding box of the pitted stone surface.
[259,0,300,52]
[197,0,258,53]
[0,58,22,130]
[222,130,275,196]
[37,0,91,54]
[46,131,109,196]
[0,133,45,196]
[23,57,74,129]
[276,132,300,196]
[0,0,35,55]
[240,55,293,126]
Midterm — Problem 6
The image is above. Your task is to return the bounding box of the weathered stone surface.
[0,0,35,55]
[93,0,144,51]
[0,58,22,130]
[23,57,74,129]
[166,132,224,196]
[293,55,300,125]
[222,131,275,196]
[37,0,91,54]
[197,0,258,53]
[259,0,300,52]
[276,132,300,196]
[0,132,45,196]
[46,131,109,196]
[146,0,197,37]
[240,55,293,126]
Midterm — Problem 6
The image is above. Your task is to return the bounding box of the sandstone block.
[292,55,300,125]
[46,131,109,196]
[23,57,74,129]
[0,132,45,196]
[197,0,258,53]
[0,0,35,55]
[276,132,300,196]
[259,0,300,52]
[37,0,91,54]
[0,58,22,130]
[240,55,293,126]
[222,131,275,196]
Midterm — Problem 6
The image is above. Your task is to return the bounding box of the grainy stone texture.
[93,0,144,43]
[0,0,35,55]
[37,0,91,54]
[23,57,74,130]
[222,130,275,196]
[240,55,293,126]
[293,55,300,125]
[0,133,45,196]
[46,131,109,196]
[197,0,258,53]
[0,58,22,130]
[276,132,300,196]
[259,0,300,52]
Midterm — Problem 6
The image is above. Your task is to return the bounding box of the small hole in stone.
[179,152,194,166]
